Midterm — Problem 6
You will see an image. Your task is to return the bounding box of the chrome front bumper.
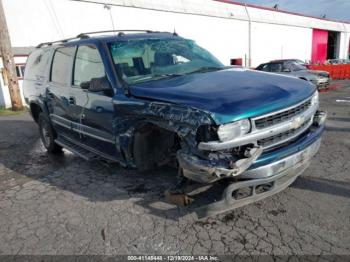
[194,137,322,218]
[240,137,321,179]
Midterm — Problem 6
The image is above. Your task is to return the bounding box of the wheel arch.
[131,121,182,170]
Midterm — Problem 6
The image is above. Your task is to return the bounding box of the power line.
[48,0,65,37]
[43,0,64,38]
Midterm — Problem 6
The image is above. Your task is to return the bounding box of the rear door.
[47,46,88,140]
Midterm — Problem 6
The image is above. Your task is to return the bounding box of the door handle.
[68,96,76,105]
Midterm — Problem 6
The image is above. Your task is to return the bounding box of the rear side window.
[51,47,75,85]
[24,49,51,81]
[73,45,105,86]
[269,63,283,72]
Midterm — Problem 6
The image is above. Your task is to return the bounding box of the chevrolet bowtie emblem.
[291,116,305,129]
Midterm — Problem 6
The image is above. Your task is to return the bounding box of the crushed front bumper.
[177,146,263,184]
[195,137,321,218]
[175,111,325,218]
[178,111,325,184]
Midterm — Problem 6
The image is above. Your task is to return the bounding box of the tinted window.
[286,61,306,71]
[51,47,75,85]
[257,64,270,72]
[73,45,105,86]
[24,49,51,81]
[269,63,283,72]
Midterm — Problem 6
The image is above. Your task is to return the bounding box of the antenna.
[104,3,116,34]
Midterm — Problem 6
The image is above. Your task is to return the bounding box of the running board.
[55,136,99,161]
[55,135,122,164]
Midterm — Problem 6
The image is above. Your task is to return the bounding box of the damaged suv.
[23,31,326,217]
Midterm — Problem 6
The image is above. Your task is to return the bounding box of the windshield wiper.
[186,66,226,75]
[132,73,184,84]
[153,73,185,78]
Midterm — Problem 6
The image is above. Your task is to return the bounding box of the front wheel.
[38,113,62,153]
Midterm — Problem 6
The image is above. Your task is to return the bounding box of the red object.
[309,64,350,79]
[230,58,242,66]
[311,29,328,64]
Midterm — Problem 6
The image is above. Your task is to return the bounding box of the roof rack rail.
[36,36,82,48]
[76,29,156,37]
[36,30,159,48]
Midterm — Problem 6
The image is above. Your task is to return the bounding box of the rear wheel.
[38,113,62,153]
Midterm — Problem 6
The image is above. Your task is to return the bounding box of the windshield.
[288,61,307,71]
[108,38,224,84]
[294,59,306,65]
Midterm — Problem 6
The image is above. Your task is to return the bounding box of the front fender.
[112,96,215,167]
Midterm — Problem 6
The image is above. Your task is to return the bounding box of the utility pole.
[0,0,23,110]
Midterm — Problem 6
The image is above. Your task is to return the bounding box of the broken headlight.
[196,125,219,142]
[311,91,319,106]
[217,119,251,142]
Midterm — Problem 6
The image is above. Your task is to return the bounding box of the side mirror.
[88,77,112,93]
[283,68,291,72]
[80,81,90,89]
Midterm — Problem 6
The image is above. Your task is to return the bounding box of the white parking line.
[336,99,350,103]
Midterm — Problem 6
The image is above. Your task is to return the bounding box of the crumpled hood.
[129,68,316,125]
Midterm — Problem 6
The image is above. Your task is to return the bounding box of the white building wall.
[250,23,313,67]
[2,0,249,65]
[0,57,27,108]
[0,58,12,108]
[109,6,249,65]
[339,31,350,59]
[15,56,27,106]
[2,0,350,65]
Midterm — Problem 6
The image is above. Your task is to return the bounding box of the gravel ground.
[0,81,349,256]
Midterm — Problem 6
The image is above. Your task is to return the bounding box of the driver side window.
[73,45,105,87]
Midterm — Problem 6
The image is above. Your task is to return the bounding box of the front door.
[72,44,117,156]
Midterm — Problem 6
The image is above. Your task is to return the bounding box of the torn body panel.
[111,97,215,168]
[177,146,263,183]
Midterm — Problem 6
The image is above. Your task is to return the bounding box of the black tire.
[38,113,62,153]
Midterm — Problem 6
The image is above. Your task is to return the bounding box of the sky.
[234,0,350,22]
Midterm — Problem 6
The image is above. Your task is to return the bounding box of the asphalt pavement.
[0,81,349,256]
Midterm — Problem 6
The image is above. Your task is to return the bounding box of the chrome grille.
[257,118,311,148]
[254,99,311,129]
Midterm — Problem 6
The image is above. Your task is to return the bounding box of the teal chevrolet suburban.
[23,30,326,217]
